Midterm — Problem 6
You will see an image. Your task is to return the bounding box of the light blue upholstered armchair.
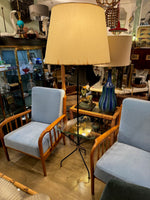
[0,87,66,176]
[91,98,150,195]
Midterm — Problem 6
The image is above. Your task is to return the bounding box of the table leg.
[69,109,74,119]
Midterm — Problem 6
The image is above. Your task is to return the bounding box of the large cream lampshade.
[44,3,110,65]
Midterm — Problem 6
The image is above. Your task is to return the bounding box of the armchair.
[91,98,150,195]
[0,87,66,176]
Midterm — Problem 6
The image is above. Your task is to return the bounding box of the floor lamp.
[44,3,110,178]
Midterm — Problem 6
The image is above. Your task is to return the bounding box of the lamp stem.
[77,66,80,144]
[61,65,67,115]
[61,65,66,91]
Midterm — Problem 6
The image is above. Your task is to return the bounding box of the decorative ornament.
[109,21,127,34]
[16,20,24,28]
[108,2,127,34]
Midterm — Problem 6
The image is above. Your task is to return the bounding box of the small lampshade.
[44,3,110,65]
[95,35,132,67]
[29,4,49,21]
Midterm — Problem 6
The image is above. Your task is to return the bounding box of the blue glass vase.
[99,70,117,114]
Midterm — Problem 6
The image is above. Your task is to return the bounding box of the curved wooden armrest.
[38,114,66,145]
[0,109,31,128]
[113,106,122,120]
[94,125,119,148]
[0,110,31,139]
[92,125,119,153]
[90,125,119,175]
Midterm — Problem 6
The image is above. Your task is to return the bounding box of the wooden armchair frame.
[90,106,121,195]
[90,125,119,194]
[0,96,66,176]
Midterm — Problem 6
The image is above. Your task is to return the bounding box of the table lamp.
[29,4,49,37]
[44,3,110,178]
[96,35,132,114]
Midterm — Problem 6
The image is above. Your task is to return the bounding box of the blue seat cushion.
[4,121,57,158]
[94,142,150,189]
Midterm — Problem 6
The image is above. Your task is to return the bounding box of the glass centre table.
[60,118,93,179]
[60,113,115,179]
[62,117,101,139]
[69,102,121,128]
[60,102,121,178]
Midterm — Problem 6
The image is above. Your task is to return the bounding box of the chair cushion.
[118,98,150,152]
[94,142,150,189]
[4,122,56,157]
[32,87,65,124]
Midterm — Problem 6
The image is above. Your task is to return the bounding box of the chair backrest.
[31,87,65,124]
[118,98,150,152]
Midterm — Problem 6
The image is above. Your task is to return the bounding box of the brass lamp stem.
[16,0,21,20]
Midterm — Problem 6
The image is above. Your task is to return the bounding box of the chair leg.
[1,139,10,161]
[41,157,47,176]
[91,173,95,195]
[62,135,65,145]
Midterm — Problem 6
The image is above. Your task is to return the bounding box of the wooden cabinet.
[131,47,150,69]
[0,37,46,122]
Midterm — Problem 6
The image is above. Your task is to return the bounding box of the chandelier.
[96,0,120,28]
[96,0,120,9]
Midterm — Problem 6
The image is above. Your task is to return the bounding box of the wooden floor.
[0,95,105,200]
[0,138,105,200]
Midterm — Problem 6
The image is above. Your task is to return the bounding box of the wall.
[120,1,137,33]
[0,0,39,35]
[140,0,150,25]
